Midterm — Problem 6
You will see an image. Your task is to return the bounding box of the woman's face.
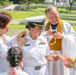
[31,26,42,38]
[0,24,10,36]
[46,8,59,25]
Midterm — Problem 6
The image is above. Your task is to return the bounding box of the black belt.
[35,66,41,70]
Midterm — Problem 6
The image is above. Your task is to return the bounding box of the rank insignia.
[38,40,46,45]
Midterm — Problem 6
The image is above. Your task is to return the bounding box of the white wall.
[45,0,53,3]
[45,0,76,5]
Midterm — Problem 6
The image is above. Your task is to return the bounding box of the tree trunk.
[69,3,72,11]
[69,0,75,11]
[26,0,30,9]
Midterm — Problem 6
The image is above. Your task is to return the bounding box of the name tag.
[25,44,30,46]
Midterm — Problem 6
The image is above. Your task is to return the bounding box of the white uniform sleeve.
[46,47,51,56]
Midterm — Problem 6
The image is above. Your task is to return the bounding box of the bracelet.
[49,38,56,45]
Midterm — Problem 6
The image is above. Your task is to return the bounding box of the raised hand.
[52,31,63,39]
[16,31,27,47]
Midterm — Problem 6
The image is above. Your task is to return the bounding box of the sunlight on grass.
[10,24,26,29]
[72,26,76,31]
[8,11,44,20]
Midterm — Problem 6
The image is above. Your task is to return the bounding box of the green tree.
[0,0,9,9]
[38,0,44,3]
[10,0,44,4]
[26,0,30,9]
[9,0,22,4]
[10,0,30,4]
[69,0,76,11]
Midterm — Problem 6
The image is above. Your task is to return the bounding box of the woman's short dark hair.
[26,22,36,30]
[0,12,12,29]
[7,47,23,67]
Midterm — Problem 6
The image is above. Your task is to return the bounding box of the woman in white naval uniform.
[0,46,28,75]
[0,12,26,73]
[21,16,53,75]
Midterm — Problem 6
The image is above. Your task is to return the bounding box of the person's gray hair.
[45,5,58,14]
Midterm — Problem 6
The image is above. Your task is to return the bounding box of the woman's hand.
[46,54,59,61]
[17,31,27,47]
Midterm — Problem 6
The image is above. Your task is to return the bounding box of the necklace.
[1,36,6,44]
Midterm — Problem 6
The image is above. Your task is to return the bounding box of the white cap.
[25,16,45,23]
[25,16,45,29]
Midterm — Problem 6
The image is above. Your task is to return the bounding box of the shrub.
[14,6,28,11]
[59,10,69,13]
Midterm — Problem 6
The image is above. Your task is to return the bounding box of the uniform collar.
[26,33,42,42]
[26,33,37,42]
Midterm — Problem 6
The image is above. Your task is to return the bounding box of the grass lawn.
[7,11,44,20]
[7,24,26,36]
[72,26,76,31]
[10,24,26,29]
[59,14,76,16]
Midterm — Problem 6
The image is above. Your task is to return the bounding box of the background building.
[45,0,76,6]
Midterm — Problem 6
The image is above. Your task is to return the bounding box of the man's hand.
[46,30,63,39]
[46,54,59,61]
[46,30,52,36]
[53,54,59,61]
[64,57,74,68]
[52,31,63,39]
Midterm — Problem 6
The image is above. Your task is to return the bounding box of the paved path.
[1,4,16,10]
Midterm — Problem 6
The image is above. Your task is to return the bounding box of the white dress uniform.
[0,34,17,73]
[0,67,29,75]
[21,33,50,75]
[45,21,76,75]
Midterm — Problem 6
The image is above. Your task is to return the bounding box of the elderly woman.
[0,12,26,73]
